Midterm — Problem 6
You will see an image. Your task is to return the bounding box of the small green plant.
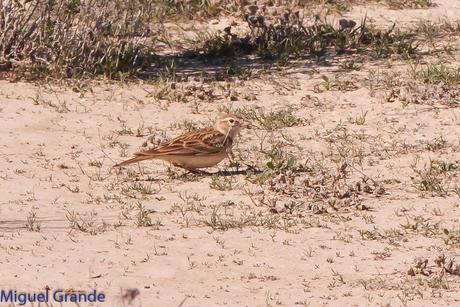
[117,120,134,136]
[384,0,434,10]
[424,135,447,152]
[442,227,460,246]
[410,20,460,43]
[427,275,449,289]
[209,176,234,191]
[25,209,41,232]
[65,210,102,235]
[358,228,382,240]
[412,160,459,196]
[400,215,440,237]
[340,60,362,71]
[236,107,304,131]
[203,202,251,230]
[136,202,153,227]
[354,110,368,125]
[263,143,300,172]
[121,182,159,197]
[314,75,359,93]
[413,64,460,87]
[158,0,223,20]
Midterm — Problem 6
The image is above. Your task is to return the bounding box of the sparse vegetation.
[25,209,41,232]
[412,160,459,196]
[65,210,108,235]
[2,1,460,305]
[0,0,159,79]
[384,0,434,10]
[1,0,440,80]
[235,107,304,131]
[193,15,419,62]
[384,64,460,107]
[209,175,234,191]
[412,64,460,87]
[136,202,154,227]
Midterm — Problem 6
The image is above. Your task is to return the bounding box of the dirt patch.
[1,0,460,306]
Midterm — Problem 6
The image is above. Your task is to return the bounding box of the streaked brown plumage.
[114,114,246,171]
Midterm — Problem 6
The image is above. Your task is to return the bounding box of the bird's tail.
[113,154,152,167]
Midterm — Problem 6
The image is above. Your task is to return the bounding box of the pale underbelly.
[157,152,228,169]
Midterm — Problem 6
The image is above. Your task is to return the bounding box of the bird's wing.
[134,128,231,157]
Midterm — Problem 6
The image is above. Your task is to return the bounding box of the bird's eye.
[229,119,235,125]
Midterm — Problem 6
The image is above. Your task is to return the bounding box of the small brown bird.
[114,113,247,172]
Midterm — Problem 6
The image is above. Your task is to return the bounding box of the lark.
[114,114,247,172]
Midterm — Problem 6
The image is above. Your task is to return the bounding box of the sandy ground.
[1,1,460,306]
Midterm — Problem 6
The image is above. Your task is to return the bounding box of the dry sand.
[1,1,460,306]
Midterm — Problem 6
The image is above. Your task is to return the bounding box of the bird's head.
[215,113,249,140]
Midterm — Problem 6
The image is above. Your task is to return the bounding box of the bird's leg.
[185,167,211,176]
[227,148,236,163]
[172,162,191,172]
[172,163,207,175]
[184,167,199,174]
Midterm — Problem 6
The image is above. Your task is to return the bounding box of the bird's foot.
[172,163,210,176]
[187,168,211,176]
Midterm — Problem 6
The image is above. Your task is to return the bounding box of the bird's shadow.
[124,165,263,181]
[196,166,262,177]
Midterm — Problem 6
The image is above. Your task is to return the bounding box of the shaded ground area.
[1,0,460,306]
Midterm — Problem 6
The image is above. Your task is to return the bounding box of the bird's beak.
[242,120,252,129]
